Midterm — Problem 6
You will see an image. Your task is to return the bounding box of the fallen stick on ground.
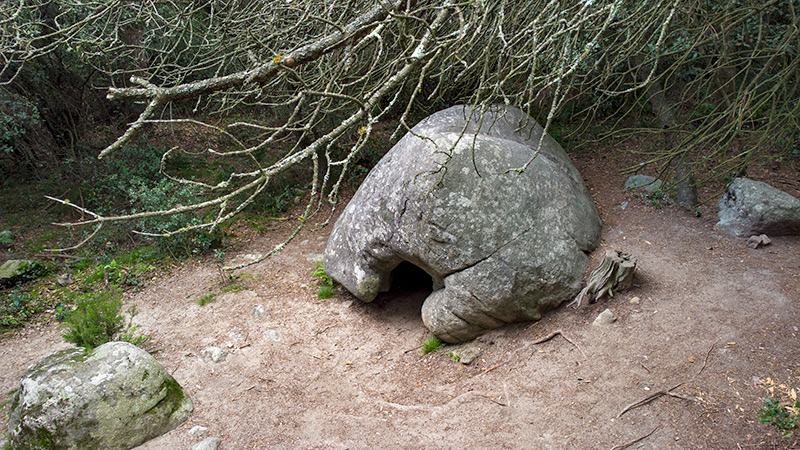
[609,425,661,450]
[530,329,587,359]
[616,382,690,418]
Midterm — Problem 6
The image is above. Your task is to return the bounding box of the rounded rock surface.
[324,105,601,342]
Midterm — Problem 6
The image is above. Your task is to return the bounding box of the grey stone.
[188,425,208,436]
[625,175,663,193]
[324,105,601,343]
[717,177,800,237]
[251,304,270,320]
[228,327,247,342]
[746,234,772,249]
[56,273,74,286]
[458,346,482,365]
[192,437,222,450]
[0,259,34,286]
[199,347,228,363]
[593,309,617,326]
[8,341,192,450]
[264,330,281,342]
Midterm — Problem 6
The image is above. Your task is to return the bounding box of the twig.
[696,339,718,377]
[403,345,423,354]
[477,362,505,376]
[616,382,685,418]
[610,425,661,450]
[531,329,587,359]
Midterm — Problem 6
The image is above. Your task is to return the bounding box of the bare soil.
[2,152,799,450]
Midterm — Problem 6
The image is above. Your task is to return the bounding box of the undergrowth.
[312,260,335,299]
[60,287,150,351]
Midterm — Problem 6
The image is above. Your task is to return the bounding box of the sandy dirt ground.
[2,152,799,450]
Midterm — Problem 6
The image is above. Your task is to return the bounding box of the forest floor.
[2,148,799,450]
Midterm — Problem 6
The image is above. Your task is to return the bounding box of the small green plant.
[422,335,444,354]
[760,397,799,438]
[0,288,50,329]
[312,260,335,299]
[447,350,461,362]
[197,293,217,306]
[60,288,148,351]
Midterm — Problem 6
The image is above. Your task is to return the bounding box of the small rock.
[458,346,482,365]
[251,304,270,319]
[192,437,222,450]
[593,309,617,326]
[228,327,247,342]
[625,175,662,193]
[629,296,640,305]
[56,273,74,286]
[199,347,228,363]
[264,330,281,342]
[306,253,323,264]
[188,425,208,436]
[746,234,771,249]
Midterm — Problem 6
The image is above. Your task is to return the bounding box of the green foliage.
[311,260,335,299]
[197,293,217,306]
[0,288,49,329]
[220,284,247,293]
[81,257,156,288]
[447,350,461,362]
[421,335,444,354]
[760,398,799,438]
[14,261,50,285]
[83,144,225,257]
[60,288,142,350]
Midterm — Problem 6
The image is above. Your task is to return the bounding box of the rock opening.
[388,261,434,294]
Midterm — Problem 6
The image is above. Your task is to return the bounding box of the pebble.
[264,330,281,342]
[199,347,228,363]
[628,296,640,305]
[192,437,222,450]
[458,346,482,365]
[592,309,617,326]
[188,425,208,436]
[228,327,247,342]
[251,304,270,320]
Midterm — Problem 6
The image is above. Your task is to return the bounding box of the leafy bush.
[760,397,799,438]
[84,143,225,257]
[197,293,217,306]
[61,288,149,351]
[0,289,48,329]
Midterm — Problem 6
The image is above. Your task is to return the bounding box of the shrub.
[422,336,444,354]
[61,288,149,351]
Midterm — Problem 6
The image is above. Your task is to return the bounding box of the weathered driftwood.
[571,250,637,308]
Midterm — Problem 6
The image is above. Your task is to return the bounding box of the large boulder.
[324,105,601,342]
[8,341,192,450]
[717,177,800,237]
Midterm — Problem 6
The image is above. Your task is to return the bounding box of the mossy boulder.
[8,341,192,450]
[0,260,34,287]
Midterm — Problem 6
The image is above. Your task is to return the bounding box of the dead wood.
[616,382,691,418]
[572,250,637,308]
[609,425,661,450]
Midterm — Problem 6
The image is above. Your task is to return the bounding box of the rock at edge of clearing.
[625,175,663,193]
[593,309,617,326]
[717,177,800,237]
[192,437,222,450]
[8,341,192,450]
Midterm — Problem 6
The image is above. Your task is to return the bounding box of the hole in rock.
[388,261,434,294]
[372,262,434,317]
